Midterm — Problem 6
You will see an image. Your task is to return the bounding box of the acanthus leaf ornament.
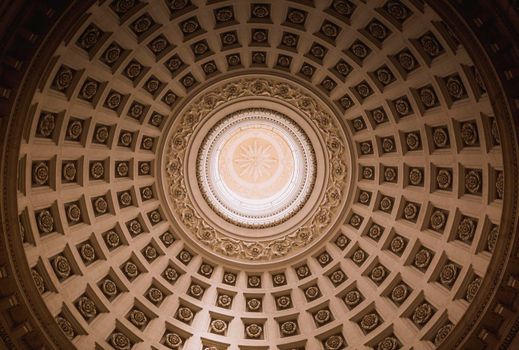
[164,78,348,261]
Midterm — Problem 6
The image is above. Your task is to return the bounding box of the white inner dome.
[197,108,316,228]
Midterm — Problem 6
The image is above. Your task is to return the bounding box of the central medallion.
[197,108,316,228]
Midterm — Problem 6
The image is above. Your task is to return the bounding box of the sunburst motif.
[234,140,277,181]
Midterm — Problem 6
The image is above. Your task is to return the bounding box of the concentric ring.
[196,108,316,228]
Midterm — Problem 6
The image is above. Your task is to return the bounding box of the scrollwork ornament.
[466,277,482,302]
[384,167,397,182]
[390,236,406,254]
[435,323,454,346]
[496,171,504,199]
[487,225,499,252]
[165,78,348,261]
[144,246,157,260]
[32,269,45,294]
[368,22,387,40]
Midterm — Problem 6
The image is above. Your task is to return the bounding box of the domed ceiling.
[1,0,519,349]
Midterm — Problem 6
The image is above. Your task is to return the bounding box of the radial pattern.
[13,0,507,349]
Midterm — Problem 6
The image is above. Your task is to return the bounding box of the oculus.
[197,108,316,228]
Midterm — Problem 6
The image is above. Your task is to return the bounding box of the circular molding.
[161,75,351,262]
[0,1,517,349]
[196,107,317,229]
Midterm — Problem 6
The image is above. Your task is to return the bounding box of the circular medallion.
[197,108,316,228]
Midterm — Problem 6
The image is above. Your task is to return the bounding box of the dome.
[0,0,518,349]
